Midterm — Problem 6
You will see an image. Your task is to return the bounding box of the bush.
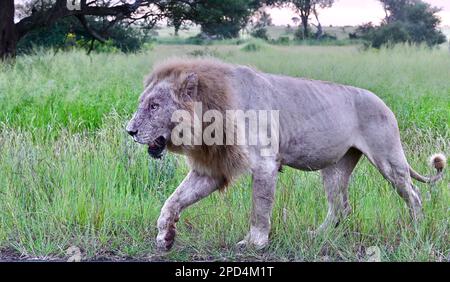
[366,22,410,48]
[285,25,294,34]
[319,33,337,41]
[250,10,272,41]
[17,19,73,54]
[103,23,147,53]
[77,39,120,54]
[188,47,218,57]
[17,17,148,54]
[294,26,313,40]
[251,28,269,40]
[241,41,265,52]
[185,34,210,45]
[357,1,446,48]
[361,21,445,48]
[191,0,259,39]
[272,36,290,45]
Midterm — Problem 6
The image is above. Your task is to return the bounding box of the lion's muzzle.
[148,136,167,159]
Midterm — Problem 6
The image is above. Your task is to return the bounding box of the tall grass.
[0,44,448,261]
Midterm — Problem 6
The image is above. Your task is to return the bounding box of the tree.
[251,10,273,40]
[358,0,446,48]
[291,0,313,39]
[0,0,165,60]
[188,0,263,39]
[162,0,266,39]
[380,0,412,23]
[0,0,17,59]
[311,0,334,38]
[275,0,335,39]
[163,0,193,36]
[16,14,153,54]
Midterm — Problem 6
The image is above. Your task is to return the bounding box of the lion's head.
[126,71,200,158]
[126,58,248,185]
[126,58,233,159]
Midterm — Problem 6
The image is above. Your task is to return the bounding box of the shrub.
[241,41,265,52]
[192,0,259,39]
[188,47,218,57]
[251,28,269,40]
[357,1,446,48]
[250,11,272,41]
[273,36,290,45]
[77,39,120,54]
[17,17,148,54]
[294,26,313,40]
[185,34,213,45]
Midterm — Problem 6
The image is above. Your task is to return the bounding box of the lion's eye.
[150,104,159,110]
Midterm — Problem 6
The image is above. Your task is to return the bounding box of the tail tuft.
[410,153,446,184]
[429,153,446,171]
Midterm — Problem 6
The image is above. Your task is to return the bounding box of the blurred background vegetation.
[1,0,449,59]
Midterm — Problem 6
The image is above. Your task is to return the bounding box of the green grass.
[0,44,449,261]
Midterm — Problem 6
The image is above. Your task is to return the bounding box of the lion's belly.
[279,119,358,171]
[282,147,351,171]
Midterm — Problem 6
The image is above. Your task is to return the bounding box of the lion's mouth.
[148,136,167,159]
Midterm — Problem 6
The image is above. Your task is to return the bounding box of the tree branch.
[15,0,150,39]
[75,15,106,43]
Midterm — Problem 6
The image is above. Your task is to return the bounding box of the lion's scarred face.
[126,81,179,159]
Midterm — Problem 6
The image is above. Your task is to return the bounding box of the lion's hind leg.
[315,148,362,234]
[367,152,423,221]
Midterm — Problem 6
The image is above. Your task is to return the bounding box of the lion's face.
[126,81,179,158]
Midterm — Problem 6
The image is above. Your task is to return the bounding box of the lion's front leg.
[237,160,278,250]
[156,170,221,252]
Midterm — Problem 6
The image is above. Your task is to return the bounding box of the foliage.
[1,0,165,59]
[250,11,273,40]
[251,28,269,40]
[294,25,313,40]
[98,22,147,53]
[275,0,335,39]
[275,36,291,45]
[163,0,193,36]
[241,40,266,51]
[358,0,446,48]
[17,17,148,54]
[187,47,219,57]
[190,0,262,39]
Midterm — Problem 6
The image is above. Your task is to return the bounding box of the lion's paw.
[235,239,249,251]
[235,236,268,251]
[156,227,176,252]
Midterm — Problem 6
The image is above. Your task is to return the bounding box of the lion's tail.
[409,153,446,184]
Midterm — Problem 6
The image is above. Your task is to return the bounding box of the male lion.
[126,58,446,251]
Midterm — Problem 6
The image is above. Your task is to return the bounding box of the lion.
[126,58,446,251]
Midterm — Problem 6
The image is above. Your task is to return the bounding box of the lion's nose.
[126,129,138,136]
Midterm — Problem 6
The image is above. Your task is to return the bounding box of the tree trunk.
[0,0,18,60]
[300,16,309,39]
[312,6,323,39]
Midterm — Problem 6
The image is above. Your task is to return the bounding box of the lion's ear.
[180,72,198,100]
